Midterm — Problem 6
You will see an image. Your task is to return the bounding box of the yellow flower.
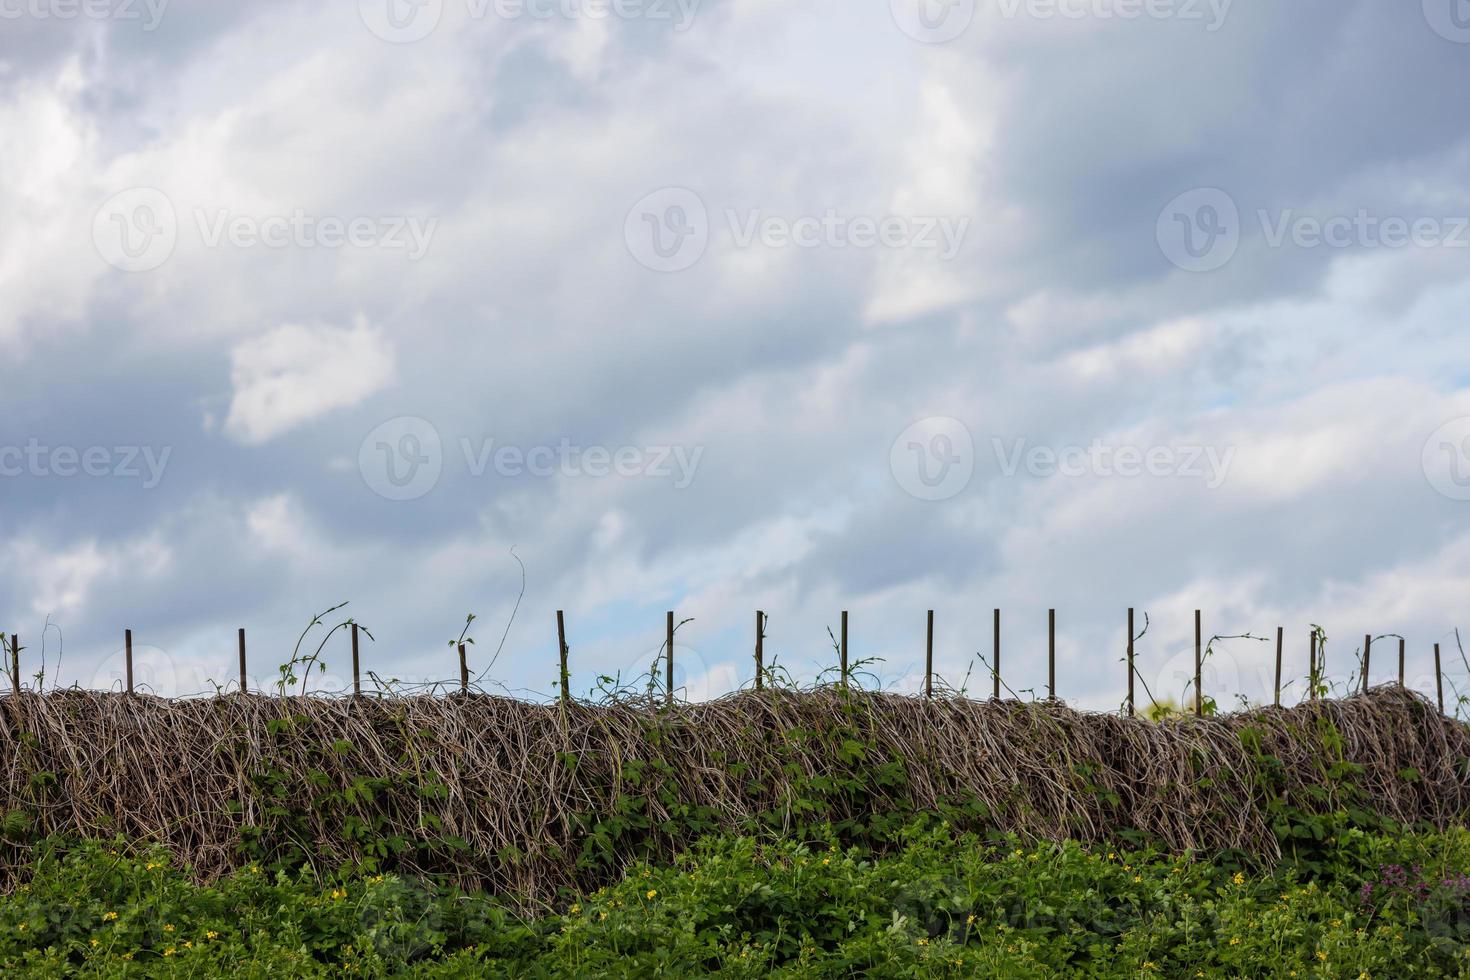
[1143,963,1155,971]
[916,937,929,946]
[249,864,261,874]
[966,915,976,925]
[1132,876,1142,883]
[1228,937,1240,946]
[1232,872,1245,885]
[102,912,118,921]
[164,924,175,932]
[598,911,607,921]
[164,948,176,957]
[90,939,99,948]
[121,954,133,961]
[17,924,26,932]
[1330,919,1342,927]
[206,931,218,939]
[1107,852,1116,860]
[183,941,193,949]
[646,889,657,899]
[1317,951,1328,961]
[822,858,830,866]
[570,904,581,915]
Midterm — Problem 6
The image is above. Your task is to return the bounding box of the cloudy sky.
[2,0,1469,711]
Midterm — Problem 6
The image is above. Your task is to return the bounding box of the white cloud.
[224,317,394,445]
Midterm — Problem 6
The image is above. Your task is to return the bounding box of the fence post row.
[8,613,1458,715]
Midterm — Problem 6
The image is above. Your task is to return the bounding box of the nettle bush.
[3,825,1470,978]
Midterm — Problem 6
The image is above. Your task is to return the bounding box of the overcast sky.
[2,0,1469,711]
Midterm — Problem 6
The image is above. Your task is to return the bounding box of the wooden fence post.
[556,611,570,705]
[350,624,361,698]
[666,611,675,706]
[925,610,934,699]
[1048,609,1056,701]
[125,629,134,695]
[1309,630,1318,700]
[1435,643,1444,713]
[1274,626,1283,708]
[238,629,248,694]
[1126,608,1135,718]
[840,611,849,690]
[458,643,468,694]
[992,608,1000,701]
[1398,637,1405,687]
[9,633,17,695]
[755,611,764,691]
[1194,610,1202,718]
[1362,634,1372,694]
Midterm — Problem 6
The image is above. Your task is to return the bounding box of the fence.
[0,610,1459,716]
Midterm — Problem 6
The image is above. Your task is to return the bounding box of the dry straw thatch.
[0,686,1466,906]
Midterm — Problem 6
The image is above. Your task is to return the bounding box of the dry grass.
[0,686,1466,906]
